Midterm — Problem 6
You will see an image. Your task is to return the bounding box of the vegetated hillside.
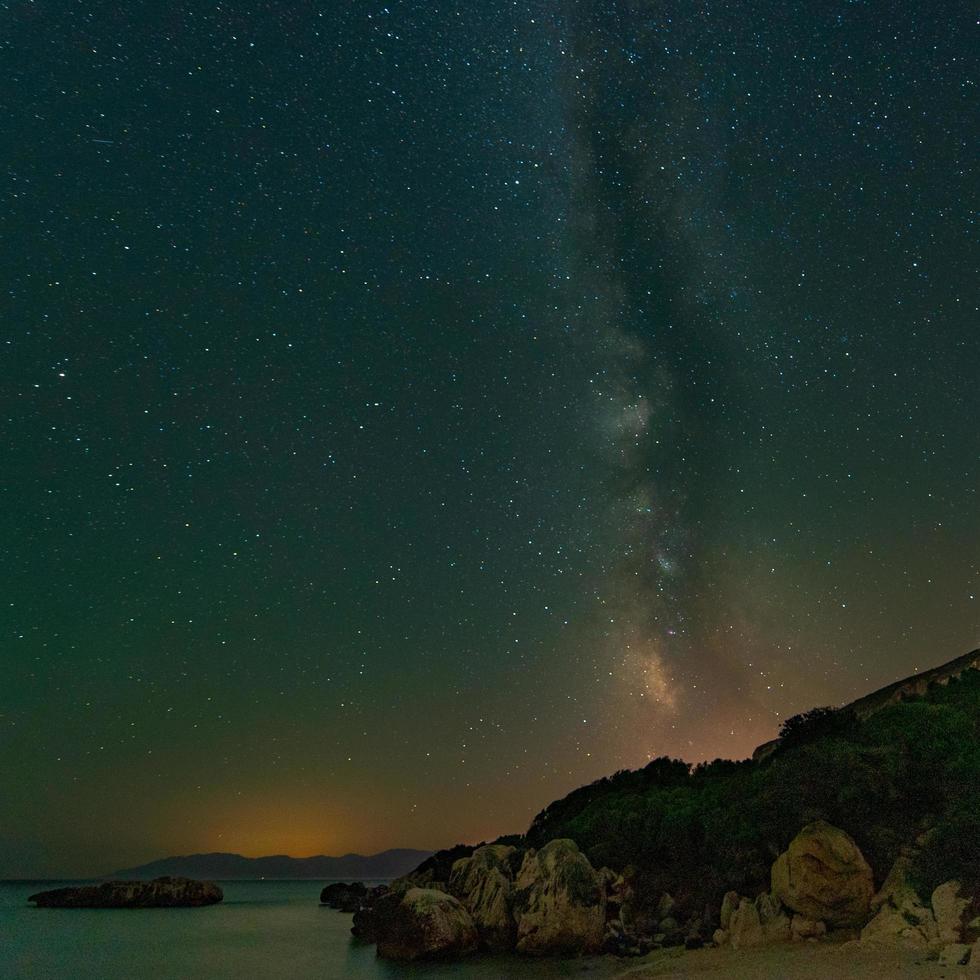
[523,662,980,916]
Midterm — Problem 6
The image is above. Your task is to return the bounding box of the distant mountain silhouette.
[110,848,434,880]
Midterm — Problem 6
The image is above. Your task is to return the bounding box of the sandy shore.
[612,940,978,979]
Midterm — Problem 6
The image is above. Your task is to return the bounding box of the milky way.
[2,1,975,876]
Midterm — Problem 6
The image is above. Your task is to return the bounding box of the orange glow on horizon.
[167,797,365,858]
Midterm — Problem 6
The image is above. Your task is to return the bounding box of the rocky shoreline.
[323,821,980,970]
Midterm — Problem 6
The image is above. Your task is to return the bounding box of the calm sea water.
[0,880,618,980]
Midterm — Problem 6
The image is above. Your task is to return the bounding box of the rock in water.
[320,881,368,911]
[374,887,478,961]
[448,844,518,951]
[513,838,606,955]
[28,876,222,908]
[771,821,874,927]
[349,884,391,941]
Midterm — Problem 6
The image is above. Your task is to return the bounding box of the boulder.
[720,890,740,930]
[448,844,517,951]
[350,886,391,942]
[28,876,222,908]
[932,881,970,945]
[605,871,632,922]
[712,928,729,946]
[320,881,368,911]
[513,839,606,955]
[756,892,791,942]
[791,915,826,941]
[860,859,937,948]
[374,887,478,961]
[869,854,915,914]
[771,821,874,927]
[729,898,764,950]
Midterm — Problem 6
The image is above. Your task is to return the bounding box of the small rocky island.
[29,876,223,908]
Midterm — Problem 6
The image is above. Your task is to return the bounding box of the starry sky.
[2,1,976,877]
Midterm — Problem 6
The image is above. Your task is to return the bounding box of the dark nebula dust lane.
[1,1,976,876]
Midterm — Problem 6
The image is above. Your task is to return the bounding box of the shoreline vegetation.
[330,649,980,971]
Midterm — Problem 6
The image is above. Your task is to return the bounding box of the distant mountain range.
[110,848,434,880]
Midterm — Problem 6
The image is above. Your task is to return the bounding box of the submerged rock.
[771,821,874,927]
[513,838,606,955]
[28,876,222,908]
[374,887,478,961]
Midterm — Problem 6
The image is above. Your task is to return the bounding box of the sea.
[0,880,620,980]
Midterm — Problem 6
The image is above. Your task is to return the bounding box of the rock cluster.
[28,876,223,908]
[711,820,980,971]
[860,862,971,954]
[714,822,871,951]
[360,838,615,960]
[714,890,792,949]
[355,820,980,964]
[320,881,369,912]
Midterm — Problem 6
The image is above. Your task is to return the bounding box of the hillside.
[752,647,980,760]
[411,649,980,924]
[521,649,980,914]
[110,848,433,880]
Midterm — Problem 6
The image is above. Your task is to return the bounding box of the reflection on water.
[0,880,618,980]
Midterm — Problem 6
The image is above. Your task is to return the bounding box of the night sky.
[2,1,976,878]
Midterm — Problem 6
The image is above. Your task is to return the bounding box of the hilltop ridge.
[753,647,980,760]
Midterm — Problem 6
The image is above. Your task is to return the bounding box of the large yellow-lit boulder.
[448,844,518,951]
[513,839,606,955]
[375,887,478,961]
[771,821,874,927]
